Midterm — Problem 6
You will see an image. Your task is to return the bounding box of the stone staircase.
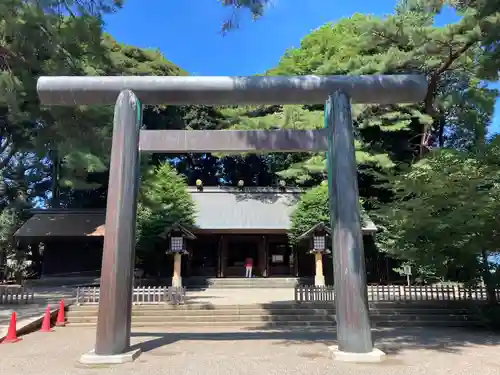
[184,277,304,289]
[28,276,309,289]
[66,301,482,329]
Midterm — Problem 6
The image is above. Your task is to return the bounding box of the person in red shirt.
[244,257,253,278]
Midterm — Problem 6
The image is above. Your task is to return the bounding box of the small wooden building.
[14,187,382,282]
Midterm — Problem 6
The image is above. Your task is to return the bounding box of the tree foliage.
[0,0,191,208]
[0,197,31,282]
[232,1,500,295]
[380,138,500,292]
[2,0,500,292]
[289,183,330,246]
[289,182,371,246]
[228,7,496,186]
[136,162,196,270]
[219,0,270,32]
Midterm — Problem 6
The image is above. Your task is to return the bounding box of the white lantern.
[313,235,325,251]
[170,236,184,252]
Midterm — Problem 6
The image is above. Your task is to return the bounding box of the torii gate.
[37,74,426,364]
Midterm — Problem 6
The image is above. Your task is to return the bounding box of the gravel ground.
[1,326,500,375]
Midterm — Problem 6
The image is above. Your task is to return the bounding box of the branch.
[0,145,16,169]
[0,137,10,154]
[424,39,477,116]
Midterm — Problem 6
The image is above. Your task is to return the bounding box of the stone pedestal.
[79,348,141,365]
[172,253,182,287]
[172,276,182,288]
[314,274,325,286]
[314,252,325,286]
[329,346,386,363]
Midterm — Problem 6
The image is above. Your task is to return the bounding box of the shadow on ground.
[130,326,500,356]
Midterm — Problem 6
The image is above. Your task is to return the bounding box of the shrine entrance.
[37,74,426,364]
[225,235,260,277]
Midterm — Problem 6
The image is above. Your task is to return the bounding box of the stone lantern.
[161,223,196,288]
[297,222,331,286]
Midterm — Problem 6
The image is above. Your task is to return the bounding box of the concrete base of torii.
[79,348,142,365]
[328,346,386,363]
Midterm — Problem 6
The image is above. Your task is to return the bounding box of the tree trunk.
[481,249,497,305]
[50,148,61,208]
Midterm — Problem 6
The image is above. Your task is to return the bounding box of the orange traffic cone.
[55,300,65,327]
[2,312,21,343]
[39,305,53,332]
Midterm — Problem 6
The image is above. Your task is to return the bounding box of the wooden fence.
[76,286,186,305]
[0,286,35,305]
[294,285,500,303]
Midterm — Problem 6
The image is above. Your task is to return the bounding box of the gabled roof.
[297,222,331,240]
[160,223,196,239]
[14,210,105,237]
[14,187,377,237]
[188,186,301,231]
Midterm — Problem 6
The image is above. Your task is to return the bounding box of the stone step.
[187,277,300,283]
[68,309,331,317]
[66,318,481,328]
[372,320,483,328]
[67,320,336,328]
[185,278,301,289]
[69,314,333,323]
[67,308,470,319]
[67,314,469,322]
[374,314,471,322]
[68,304,469,315]
[68,304,311,312]
[188,284,298,289]
[69,299,472,308]
[189,281,297,284]
[71,297,477,310]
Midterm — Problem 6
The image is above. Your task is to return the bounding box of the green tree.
[218,0,500,80]
[135,162,196,276]
[0,0,190,207]
[226,2,496,175]
[289,182,371,245]
[58,34,188,202]
[219,0,270,32]
[451,0,500,79]
[380,139,500,302]
[0,195,32,283]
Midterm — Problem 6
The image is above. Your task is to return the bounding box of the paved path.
[1,326,500,375]
[186,288,295,305]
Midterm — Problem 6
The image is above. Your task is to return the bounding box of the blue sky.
[104,0,499,134]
